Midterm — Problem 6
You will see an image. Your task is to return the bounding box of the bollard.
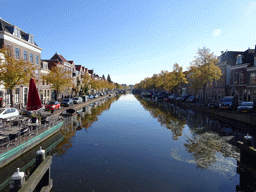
[243,133,254,147]
[10,168,25,191]
[36,146,45,166]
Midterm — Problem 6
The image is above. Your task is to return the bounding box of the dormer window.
[29,35,33,44]
[236,54,243,65]
[14,28,21,38]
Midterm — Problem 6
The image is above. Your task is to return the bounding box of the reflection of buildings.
[236,138,256,192]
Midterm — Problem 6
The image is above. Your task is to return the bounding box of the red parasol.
[26,78,42,111]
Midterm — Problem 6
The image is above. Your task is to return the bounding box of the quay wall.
[176,101,256,126]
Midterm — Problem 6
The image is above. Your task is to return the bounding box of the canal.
[48,94,250,192]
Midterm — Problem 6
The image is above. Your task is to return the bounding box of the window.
[251,73,256,86]
[14,28,21,38]
[15,48,20,59]
[35,55,39,65]
[35,70,39,79]
[6,44,12,56]
[44,63,48,69]
[29,35,33,44]
[236,54,243,65]
[254,57,256,67]
[234,72,239,85]
[30,53,33,63]
[239,72,245,84]
[23,50,28,61]
[15,88,19,103]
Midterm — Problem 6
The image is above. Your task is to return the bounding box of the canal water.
[49,94,250,192]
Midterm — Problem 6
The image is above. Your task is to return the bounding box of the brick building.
[0,18,43,108]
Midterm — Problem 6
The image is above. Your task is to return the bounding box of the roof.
[0,18,41,48]
[50,53,68,62]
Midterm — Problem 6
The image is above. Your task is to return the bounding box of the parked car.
[89,95,94,99]
[0,108,20,120]
[208,99,220,109]
[219,96,238,111]
[94,94,99,99]
[45,101,61,111]
[237,102,255,113]
[168,94,177,102]
[61,99,74,107]
[180,95,191,102]
[175,96,183,101]
[73,97,83,104]
[186,96,196,103]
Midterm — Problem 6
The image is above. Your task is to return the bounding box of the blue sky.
[1,0,256,85]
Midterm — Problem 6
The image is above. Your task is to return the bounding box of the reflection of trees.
[135,95,186,140]
[53,95,120,156]
[52,125,76,157]
[81,95,120,129]
[184,132,239,169]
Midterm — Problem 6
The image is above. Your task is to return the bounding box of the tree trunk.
[55,90,58,101]
[203,84,206,101]
[10,89,13,107]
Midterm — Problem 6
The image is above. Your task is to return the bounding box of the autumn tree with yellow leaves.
[189,47,221,99]
[42,65,72,101]
[0,47,35,107]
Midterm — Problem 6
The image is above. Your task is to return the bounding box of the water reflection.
[52,95,121,157]
[136,96,240,177]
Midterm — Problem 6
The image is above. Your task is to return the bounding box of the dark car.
[168,94,177,102]
[208,99,219,109]
[180,95,191,102]
[219,96,238,111]
[186,96,196,103]
[61,99,74,107]
[237,102,255,113]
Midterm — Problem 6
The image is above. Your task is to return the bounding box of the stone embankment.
[54,94,116,116]
[176,101,256,126]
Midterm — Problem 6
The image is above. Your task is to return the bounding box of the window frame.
[30,53,33,63]
[15,47,20,59]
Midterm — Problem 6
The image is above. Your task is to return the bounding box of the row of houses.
[0,18,104,108]
[181,46,256,102]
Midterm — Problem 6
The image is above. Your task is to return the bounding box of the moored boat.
[60,108,76,116]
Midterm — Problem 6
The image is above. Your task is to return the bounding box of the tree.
[189,47,221,99]
[102,74,106,80]
[42,66,72,101]
[81,72,91,94]
[107,74,112,83]
[0,47,35,107]
[165,63,187,94]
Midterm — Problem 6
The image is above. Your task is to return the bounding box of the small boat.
[60,108,76,116]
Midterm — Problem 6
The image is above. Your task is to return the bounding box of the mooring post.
[9,168,25,192]
[36,146,45,166]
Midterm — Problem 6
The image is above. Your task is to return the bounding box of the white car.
[0,108,20,120]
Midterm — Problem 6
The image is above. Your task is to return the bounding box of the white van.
[0,108,20,120]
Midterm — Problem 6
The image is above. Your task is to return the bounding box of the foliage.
[0,46,35,107]
[42,65,72,100]
[107,74,112,83]
[189,47,221,98]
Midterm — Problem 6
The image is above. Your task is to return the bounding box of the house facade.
[43,53,77,99]
[0,18,43,108]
